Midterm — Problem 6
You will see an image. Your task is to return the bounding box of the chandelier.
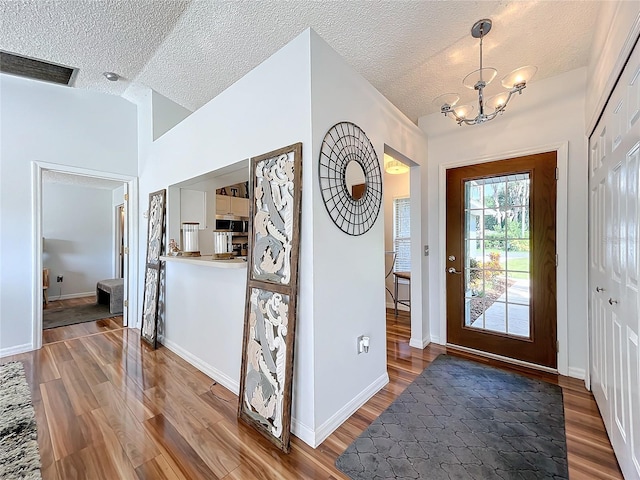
[435,19,537,126]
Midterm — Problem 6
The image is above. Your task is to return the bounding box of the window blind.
[393,197,411,272]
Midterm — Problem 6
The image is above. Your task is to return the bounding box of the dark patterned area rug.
[0,362,42,480]
[43,303,114,330]
[336,355,568,480]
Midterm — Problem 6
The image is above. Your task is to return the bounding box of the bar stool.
[393,271,411,317]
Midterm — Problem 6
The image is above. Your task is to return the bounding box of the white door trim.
[32,161,138,349]
[436,142,570,377]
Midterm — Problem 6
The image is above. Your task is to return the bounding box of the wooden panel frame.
[238,143,302,453]
[141,189,166,348]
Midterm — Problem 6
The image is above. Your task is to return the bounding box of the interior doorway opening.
[383,148,414,348]
[33,163,137,349]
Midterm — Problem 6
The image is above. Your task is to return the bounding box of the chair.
[43,268,49,304]
[393,271,411,317]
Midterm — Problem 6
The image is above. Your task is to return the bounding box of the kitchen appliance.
[212,230,234,259]
[215,216,248,233]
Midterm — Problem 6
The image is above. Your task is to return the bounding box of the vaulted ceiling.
[1,1,602,123]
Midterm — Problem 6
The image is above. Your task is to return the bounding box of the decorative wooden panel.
[238,143,302,453]
[141,189,166,348]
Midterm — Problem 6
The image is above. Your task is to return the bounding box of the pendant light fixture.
[435,19,537,126]
[384,153,409,175]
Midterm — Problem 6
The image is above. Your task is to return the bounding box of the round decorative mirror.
[345,160,366,200]
[318,122,382,236]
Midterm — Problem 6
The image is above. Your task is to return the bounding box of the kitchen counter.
[160,255,247,269]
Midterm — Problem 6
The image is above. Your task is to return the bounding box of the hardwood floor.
[42,296,124,345]
[2,310,622,479]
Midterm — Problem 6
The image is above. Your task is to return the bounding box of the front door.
[446,152,557,368]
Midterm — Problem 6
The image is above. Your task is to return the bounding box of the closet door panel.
[589,37,640,480]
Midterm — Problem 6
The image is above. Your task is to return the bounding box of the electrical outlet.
[56,275,63,283]
[357,335,370,354]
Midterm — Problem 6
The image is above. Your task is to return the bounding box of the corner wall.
[309,30,428,445]
[137,30,315,436]
[419,67,588,378]
[0,74,137,356]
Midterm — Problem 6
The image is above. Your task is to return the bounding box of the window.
[393,197,411,271]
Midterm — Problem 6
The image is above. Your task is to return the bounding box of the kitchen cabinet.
[216,194,249,217]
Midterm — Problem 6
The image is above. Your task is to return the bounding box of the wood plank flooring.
[2,310,622,479]
[43,296,124,345]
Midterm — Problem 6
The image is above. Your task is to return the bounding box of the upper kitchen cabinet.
[215,181,250,217]
[216,194,249,217]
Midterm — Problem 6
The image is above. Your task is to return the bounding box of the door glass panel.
[483,301,506,334]
[465,210,483,238]
[506,208,530,239]
[506,247,530,273]
[464,174,531,338]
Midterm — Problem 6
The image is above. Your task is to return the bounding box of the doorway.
[33,162,137,350]
[445,152,557,368]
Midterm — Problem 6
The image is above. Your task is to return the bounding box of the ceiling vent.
[0,51,77,86]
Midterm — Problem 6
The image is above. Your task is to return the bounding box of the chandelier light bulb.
[501,65,538,89]
[453,104,474,119]
[486,92,510,111]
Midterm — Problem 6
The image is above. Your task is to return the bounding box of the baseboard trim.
[291,418,316,447]
[160,337,240,395]
[159,336,313,446]
[430,335,442,345]
[312,372,389,448]
[409,337,430,349]
[385,301,410,312]
[0,343,34,358]
[567,367,586,380]
[49,291,94,301]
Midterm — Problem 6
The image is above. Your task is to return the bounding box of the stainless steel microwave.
[215,217,248,233]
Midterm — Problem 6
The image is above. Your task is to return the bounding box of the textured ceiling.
[0,1,602,122]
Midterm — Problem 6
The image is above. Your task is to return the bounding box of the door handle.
[596,286,605,292]
[447,267,463,275]
[608,298,618,306]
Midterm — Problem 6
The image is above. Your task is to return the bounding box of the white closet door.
[589,40,640,480]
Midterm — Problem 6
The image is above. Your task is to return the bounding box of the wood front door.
[446,152,557,368]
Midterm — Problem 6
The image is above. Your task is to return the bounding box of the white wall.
[383,171,410,309]
[0,74,137,356]
[138,30,315,438]
[43,183,114,298]
[309,30,429,443]
[152,90,192,141]
[139,29,429,448]
[585,2,640,133]
[419,67,588,378]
